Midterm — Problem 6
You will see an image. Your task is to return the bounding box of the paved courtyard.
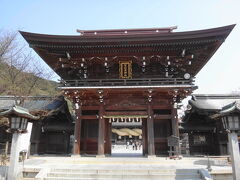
[111,144,143,157]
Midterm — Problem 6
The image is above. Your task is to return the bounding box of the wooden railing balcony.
[59,77,194,88]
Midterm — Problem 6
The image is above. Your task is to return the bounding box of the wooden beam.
[104,111,147,116]
[81,106,100,110]
[154,114,172,119]
[105,105,147,111]
[80,115,98,119]
[152,105,171,109]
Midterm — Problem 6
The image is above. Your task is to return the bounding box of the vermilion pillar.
[73,102,81,154]
[147,101,155,156]
[171,102,180,155]
[98,104,105,155]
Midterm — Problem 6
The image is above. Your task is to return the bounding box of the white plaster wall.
[19,122,32,153]
[0,166,8,180]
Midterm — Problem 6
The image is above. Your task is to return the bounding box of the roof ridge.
[76,26,177,36]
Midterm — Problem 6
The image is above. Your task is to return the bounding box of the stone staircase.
[210,170,233,180]
[20,156,231,180]
[31,167,208,180]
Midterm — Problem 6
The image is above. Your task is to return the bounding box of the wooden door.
[142,118,148,155]
[154,119,171,155]
[80,119,98,154]
[104,119,112,155]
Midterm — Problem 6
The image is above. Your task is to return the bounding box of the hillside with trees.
[0,30,59,97]
[0,62,58,96]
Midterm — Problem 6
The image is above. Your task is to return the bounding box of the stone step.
[45,177,203,180]
[211,174,232,180]
[48,172,199,176]
[50,168,199,174]
[33,158,224,166]
[47,172,200,178]
[45,168,201,180]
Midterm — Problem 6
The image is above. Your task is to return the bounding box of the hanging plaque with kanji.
[119,61,132,79]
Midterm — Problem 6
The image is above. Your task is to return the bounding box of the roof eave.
[0,106,40,120]
[19,24,236,43]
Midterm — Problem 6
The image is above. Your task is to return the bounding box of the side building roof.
[0,96,73,123]
[180,94,240,131]
[189,94,240,112]
[0,96,54,111]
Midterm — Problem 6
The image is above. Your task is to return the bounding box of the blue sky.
[1,0,240,94]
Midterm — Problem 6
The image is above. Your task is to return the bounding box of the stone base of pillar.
[71,154,82,158]
[96,154,106,158]
[147,155,156,158]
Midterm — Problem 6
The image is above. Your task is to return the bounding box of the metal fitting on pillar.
[73,96,81,109]
[75,99,81,109]
[75,103,78,109]
[148,97,152,102]
[99,95,104,103]
[168,89,180,105]
[148,89,153,94]
[173,102,178,109]
[98,90,104,103]
[148,89,153,103]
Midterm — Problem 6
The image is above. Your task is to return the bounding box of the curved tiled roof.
[189,94,240,111]
[0,105,39,120]
[19,25,235,79]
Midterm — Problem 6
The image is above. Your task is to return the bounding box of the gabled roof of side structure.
[0,96,73,122]
[0,105,39,120]
[189,94,240,112]
[220,101,240,114]
[0,96,54,111]
[181,94,240,128]
[181,94,240,132]
[211,101,240,119]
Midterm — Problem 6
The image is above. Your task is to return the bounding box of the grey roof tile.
[190,94,240,111]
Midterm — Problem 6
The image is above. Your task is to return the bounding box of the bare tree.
[0,30,57,104]
[0,30,18,63]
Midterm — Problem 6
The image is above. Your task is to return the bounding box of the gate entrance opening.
[110,116,144,157]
